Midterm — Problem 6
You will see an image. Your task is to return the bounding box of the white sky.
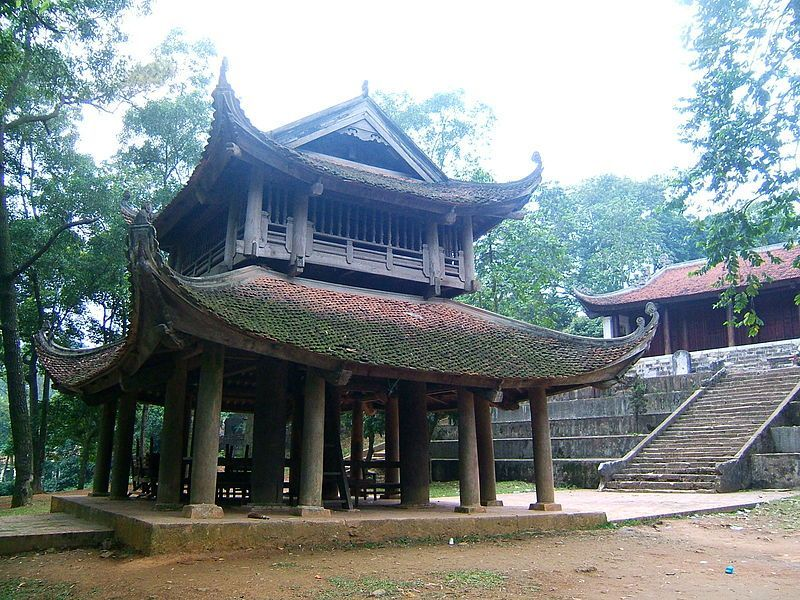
[78,0,698,186]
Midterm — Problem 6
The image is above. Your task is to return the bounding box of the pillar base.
[481,499,504,507]
[88,491,109,498]
[455,505,486,514]
[398,503,431,510]
[154,502,184,511]
[288,505,331,517]
[529,502,562,512]
[182,503,224,519]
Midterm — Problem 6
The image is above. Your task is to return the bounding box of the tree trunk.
[365,431,375,463]
[27,350,43,493]
[78,441,91,490]
[0,126,34,507]
[33,373,50,493]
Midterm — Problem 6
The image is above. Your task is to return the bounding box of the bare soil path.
[1,495,798,599]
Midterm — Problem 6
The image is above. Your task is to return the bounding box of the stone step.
[0,513,113,555]
[615,472,718,482]
[605,479,716,491]
[622,465,718,474]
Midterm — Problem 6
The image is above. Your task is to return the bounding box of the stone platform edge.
[52,496,607,555]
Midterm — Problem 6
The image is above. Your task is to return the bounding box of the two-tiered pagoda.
[37,65,657,518]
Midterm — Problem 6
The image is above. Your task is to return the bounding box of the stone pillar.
[383,395,400,497]
[398,380,430,507]
[251,359,290,507]
[155,359,188,509]
[528,387,561,511]
[91,399,117,496]
[474,392,502,507]
[110,392,137,500]
[350,401,364,481]
[296,369,329,515]
[183,343,225,519]
[456,388,484,513]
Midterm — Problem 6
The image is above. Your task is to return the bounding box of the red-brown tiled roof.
[176,267,653,382]
[576,245,800,311]
[35,340,125,390]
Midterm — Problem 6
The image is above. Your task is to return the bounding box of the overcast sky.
[78,0,698,186]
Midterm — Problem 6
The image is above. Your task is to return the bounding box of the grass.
[742,494,800,530]
[0,578,78,600]
[428,480,534,498]
[317,569,506,599]
[0,495,51,518]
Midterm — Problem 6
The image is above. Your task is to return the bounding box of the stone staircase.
[430,373,703,488]
[603,367,800,492]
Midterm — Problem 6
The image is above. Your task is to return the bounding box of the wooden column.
[296,369,329,514]
[456,388,484,513]
[460,215,477,291]
[183,343,225,519]
[528,387,561,511]
[110,392,137,500]
[90,399,117,497]
[224,196,241,267]
[474,392,502,507]
[243,165,264,255]
[425,221,442,295]
[726,304,736,347]
[681,313,689,351]
[289,193,309,275]
[383,395,400,496]
[251,359,290,507]
[350,401,364,481]
[156,359,188,509]
[398,380,430,507]
[663,306,672,355]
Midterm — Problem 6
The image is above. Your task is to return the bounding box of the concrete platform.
[0,513,112,555]
[51,494,607,555]
[454,488,796,522]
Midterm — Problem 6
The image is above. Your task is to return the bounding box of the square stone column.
[156,359,188,509]
[251,359,289,507]
[528,387,561,511]
[183,343,225,519]
[474,391,502,507]
[110,392,137,500]
[90,399,117,497]
[455,388,485,513]
[296,368,330,515]
[398,380,430,507]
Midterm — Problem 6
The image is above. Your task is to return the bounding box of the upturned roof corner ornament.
[361,80,369,98]
[128,206,161,269]
[635,302,660,334]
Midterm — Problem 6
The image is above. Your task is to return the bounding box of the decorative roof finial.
[218,57,231,89]
[362,80,369,97]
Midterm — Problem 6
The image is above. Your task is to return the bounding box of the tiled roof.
[176,267,651,382]
[576,245,800,310]
[35,339,125,389]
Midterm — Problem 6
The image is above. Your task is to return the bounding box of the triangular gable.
[269,96,447,182]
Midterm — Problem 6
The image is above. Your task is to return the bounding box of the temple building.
[577,244,800,357]
[37,65,657,519]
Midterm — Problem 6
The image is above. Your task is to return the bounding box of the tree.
[0,0,153,507]
[374,90,495,178]
[678,0,800,333]
[113,31,216,210]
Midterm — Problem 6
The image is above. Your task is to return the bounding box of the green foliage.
[678,0,800,333]
[113,30,216,210]
[464,212,573,329]
[374,90,495,178]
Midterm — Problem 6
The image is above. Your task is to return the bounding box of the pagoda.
[37,64,658,518]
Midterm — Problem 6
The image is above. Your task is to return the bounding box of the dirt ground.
[1,498,798,599]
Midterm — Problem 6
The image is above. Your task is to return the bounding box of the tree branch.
[10,217,98,281]
[6,104,64,131]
